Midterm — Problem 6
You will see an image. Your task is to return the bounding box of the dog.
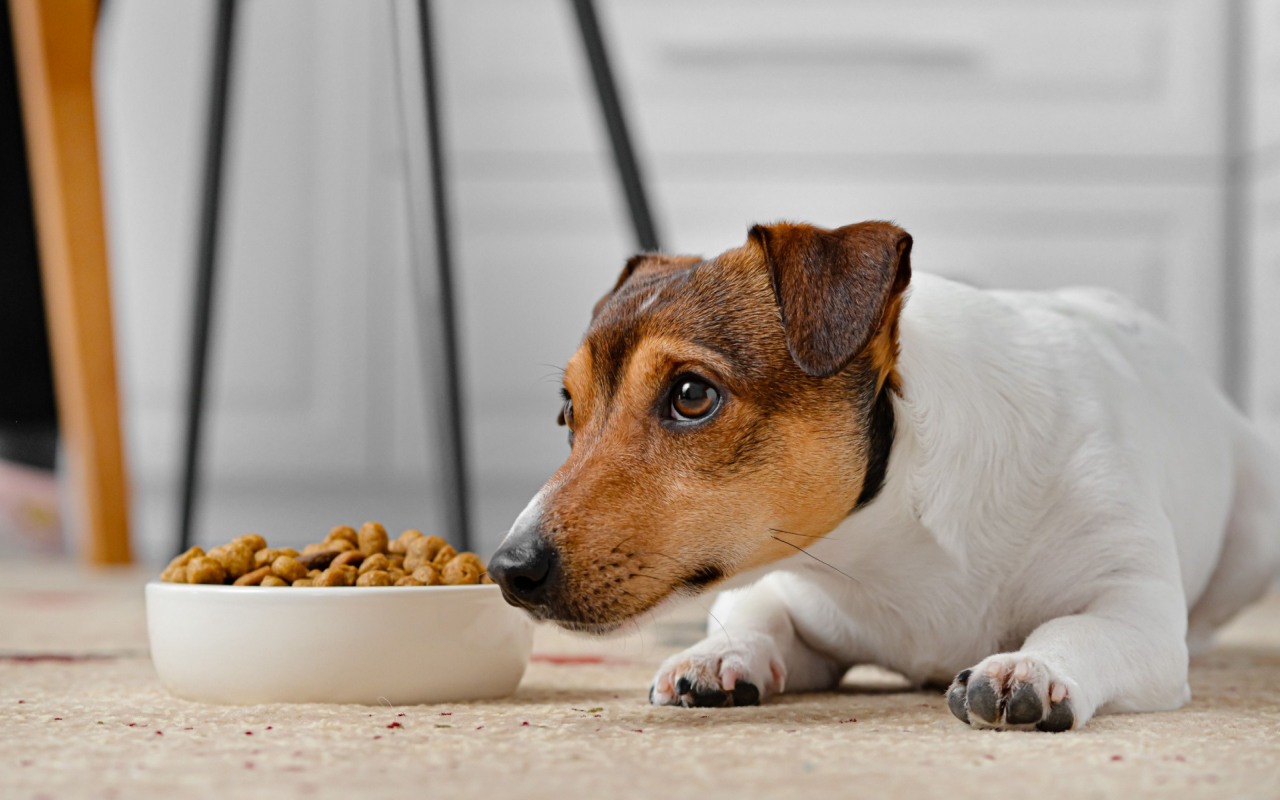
[488,220,1280,731]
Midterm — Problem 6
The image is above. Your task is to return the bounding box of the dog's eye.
[558,391,573,427]
[670,377,720,422]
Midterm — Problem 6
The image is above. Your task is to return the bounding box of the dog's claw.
[947,669,971,724]
[1036,699,1075,733]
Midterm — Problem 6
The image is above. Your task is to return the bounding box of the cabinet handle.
[657,39,981,73]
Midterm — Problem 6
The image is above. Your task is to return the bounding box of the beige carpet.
[3,561,1279,800]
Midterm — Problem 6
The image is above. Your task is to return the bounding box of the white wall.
[95,0,1272,564]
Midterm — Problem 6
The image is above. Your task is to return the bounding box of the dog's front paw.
[649,631,786,708]
[947,653,1078,732]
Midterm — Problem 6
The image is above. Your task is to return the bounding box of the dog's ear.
[750,221,912,383]
[592,253,701,318]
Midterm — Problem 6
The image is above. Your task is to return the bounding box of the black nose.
[488,535,557,608]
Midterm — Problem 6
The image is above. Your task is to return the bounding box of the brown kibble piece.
[160,563,187,583]
[208,543,255,580]
[431,544,458,568]
[292,578,314,587]
[308,569,321,579]
[356,570,391,587]
[387,567,406,583]
[271,556,308,583]
[442,558,481,585]
[233,566,273,586]
[389,529,423,555]
[260,575,288,587]
[411,564,442,586]
[301,542,325,555]
[358,553,389,575]
[160,546,203,583]
[332,550,365,569]
[358,522,389,556]
[405,536,448,572]
[480,573,494,584]
[451,551,484,569]
[185,557,226,585]
[325,525,358,546]
[326,539,355,553]
[296,550,339,570]
[395,576,424,587]
[314,564,357,587]
[254,548,284,569]
[387,553,405,569]
[164,546,204,570]
[233,534,267,553]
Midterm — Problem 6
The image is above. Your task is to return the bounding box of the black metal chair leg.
[177,0,238,555]
[416,0,472,551]
[568,0,662,253]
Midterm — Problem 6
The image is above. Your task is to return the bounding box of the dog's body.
[490,222,1280,732]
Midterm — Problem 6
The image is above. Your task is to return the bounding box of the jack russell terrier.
[488,221,1280,732]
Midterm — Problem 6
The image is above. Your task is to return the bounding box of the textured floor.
[2,562,1279,800]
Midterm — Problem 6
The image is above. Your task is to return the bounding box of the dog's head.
[489,221,912,631]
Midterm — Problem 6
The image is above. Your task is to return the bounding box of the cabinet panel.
[1247,167,1280,439]
[439,0,1226,160]
[1248,0,1280,156]
[100,1,379,485]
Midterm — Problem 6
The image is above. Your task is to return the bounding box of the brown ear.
[592,253,701,318]
[750,221,912,382]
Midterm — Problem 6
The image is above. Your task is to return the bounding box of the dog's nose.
[488,534,558,608]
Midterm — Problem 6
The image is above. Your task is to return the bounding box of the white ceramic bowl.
[146,582,533,705]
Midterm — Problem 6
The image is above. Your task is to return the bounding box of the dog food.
[159,522,491,588]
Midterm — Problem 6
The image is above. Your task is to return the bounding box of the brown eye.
[558,391,573,427]
[558,391,575,447]
[670,377,720,422]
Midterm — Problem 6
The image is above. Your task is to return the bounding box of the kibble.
[356,570,391,587]
[271,556,308,583]
[233,566,273,586]
[207,543,255,580]
[158,522,488,588]
[185,557,226,585]
[332,550,365,569]
[358,522,389,556]
[325,525,358,546]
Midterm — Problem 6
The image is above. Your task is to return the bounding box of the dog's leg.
[648,577,843,708]
[946,578,1190,732]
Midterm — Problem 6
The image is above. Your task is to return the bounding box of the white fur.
[651,273,1280,729]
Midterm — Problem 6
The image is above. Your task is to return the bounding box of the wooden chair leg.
[9,0,131,564]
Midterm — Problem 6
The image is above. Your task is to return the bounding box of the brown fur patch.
[532,222,912,630]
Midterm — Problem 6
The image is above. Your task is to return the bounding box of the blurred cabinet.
[1246,0,1280,440]
[100,0,1269,560]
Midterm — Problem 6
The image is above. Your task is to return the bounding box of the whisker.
[703,604,732,646]
[627,572,666,584]
[769,535,862,586]
[770,527,848,543]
